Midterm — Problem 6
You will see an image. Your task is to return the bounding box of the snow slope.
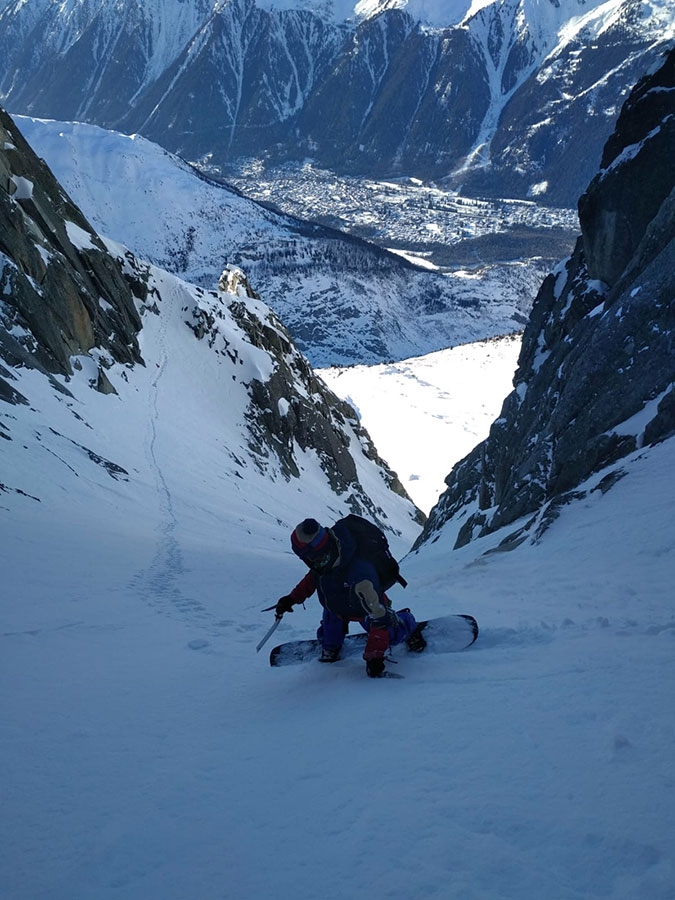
[2,331,674,899]
[319,333,522,513]
[14,117,283,286]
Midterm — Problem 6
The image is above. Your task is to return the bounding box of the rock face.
[0,0,672,206]
[0,107,142,400]
[416,47,675,550]
[197,265,421,519]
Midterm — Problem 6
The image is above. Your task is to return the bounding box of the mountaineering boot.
[319,647,340,663]
[366,657,386,678]
[406,622,427,653]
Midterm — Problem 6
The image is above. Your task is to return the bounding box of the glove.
[366,658,386,678]
[275,595,295,617]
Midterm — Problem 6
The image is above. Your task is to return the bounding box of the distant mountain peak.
[255,0,483,27]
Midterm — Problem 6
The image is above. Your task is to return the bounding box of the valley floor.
[224,161,579,270]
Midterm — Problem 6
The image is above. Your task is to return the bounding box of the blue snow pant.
[317,606,417,651]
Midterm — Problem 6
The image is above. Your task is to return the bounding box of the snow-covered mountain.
[4,298,675,900]
[1,0,672,205]
[3,110,675,897]
[15,115,544,365]
[0,104,423,560]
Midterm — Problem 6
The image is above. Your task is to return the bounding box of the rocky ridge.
[0,106,142,401]
[415,47,675,551]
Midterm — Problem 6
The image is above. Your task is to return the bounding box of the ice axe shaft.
[256,615,282,653]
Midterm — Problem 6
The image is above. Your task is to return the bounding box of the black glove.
[275,595,295,617]
[366,657,386,678]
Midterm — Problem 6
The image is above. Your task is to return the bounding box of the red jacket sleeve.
[289,571,317,604]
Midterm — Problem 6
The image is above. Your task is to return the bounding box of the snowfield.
[2,306,674,898]
[319,333,523,513]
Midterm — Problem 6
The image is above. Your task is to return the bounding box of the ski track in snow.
[129,303,217,634]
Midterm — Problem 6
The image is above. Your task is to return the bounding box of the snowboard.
[269,613,478,667]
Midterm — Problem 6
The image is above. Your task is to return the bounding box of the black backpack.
[338,514,407,591]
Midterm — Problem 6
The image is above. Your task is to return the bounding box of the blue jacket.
[289,520,390,623]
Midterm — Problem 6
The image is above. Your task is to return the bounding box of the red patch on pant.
[363,626,390,660]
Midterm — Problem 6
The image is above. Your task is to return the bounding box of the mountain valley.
[16,115,547,366]
[224,160,579,269]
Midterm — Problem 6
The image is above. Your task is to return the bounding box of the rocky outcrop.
[194,266,424,525]
[416,47,675,551]
[0,108,143,398]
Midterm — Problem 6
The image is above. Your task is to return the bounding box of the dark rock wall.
[0,108,142,397]
[416,47,675,550]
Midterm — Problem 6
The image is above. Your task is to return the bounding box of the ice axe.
[256,607,283,653]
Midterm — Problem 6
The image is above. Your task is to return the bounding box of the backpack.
[338,514,408,592]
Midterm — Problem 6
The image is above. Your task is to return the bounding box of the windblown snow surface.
[2,291,674,899]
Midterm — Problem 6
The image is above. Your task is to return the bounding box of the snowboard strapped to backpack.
[337,514,407,591]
